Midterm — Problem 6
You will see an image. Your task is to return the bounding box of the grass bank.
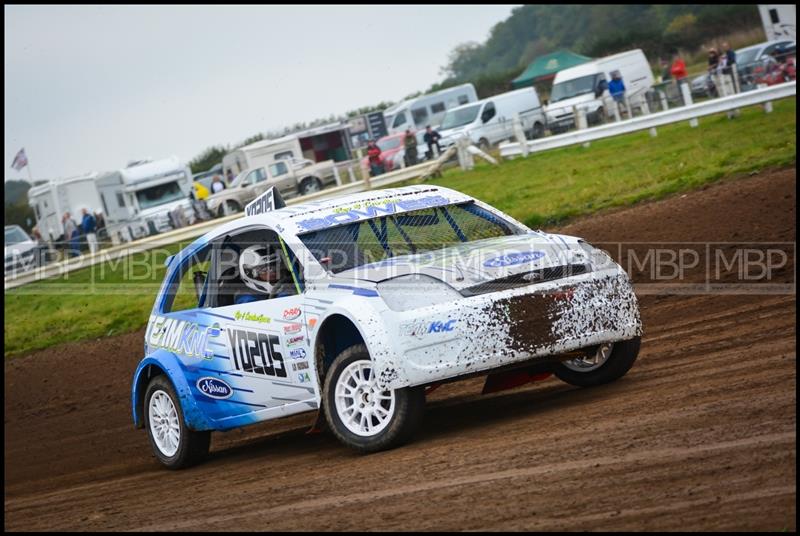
[4,98,795,358]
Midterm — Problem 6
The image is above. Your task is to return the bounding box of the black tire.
[143,375,210,469]
[217,200,241,217]
[554,337,641,388]
[530,122,545,139]
[299,177,323,196]
[478,138,491,152]
[323,344,425,453]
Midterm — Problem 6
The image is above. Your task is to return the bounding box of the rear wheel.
[323,344,425,453]
[144,375,210,469]
[299,177,323,196]
[530,122,545,139]
[477,138,491,152]
[554,337,641,387]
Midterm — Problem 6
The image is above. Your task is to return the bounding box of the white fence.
[500,81,796,159]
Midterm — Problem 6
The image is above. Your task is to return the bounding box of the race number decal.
[226,328,286,378]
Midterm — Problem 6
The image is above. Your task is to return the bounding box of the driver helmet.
[239,245,281,294]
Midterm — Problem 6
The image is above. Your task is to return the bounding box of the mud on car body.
[132,185,642,468]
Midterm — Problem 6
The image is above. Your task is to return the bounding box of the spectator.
[403,129,418,166]
[670,51,688,82]
[366,139,384,177]
[211,174,226,194]
[423,125,442,158]
[721,42,736,76]
[63,212,80,258]
[80,207,98,255]
[608,70,626,104]
[94,210,106,232]
[708,48,720,73]
[226,169,235,183]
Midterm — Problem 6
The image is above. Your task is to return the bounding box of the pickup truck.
[205,158,337,217]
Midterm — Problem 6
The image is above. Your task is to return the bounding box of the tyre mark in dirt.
[124,432,794,532]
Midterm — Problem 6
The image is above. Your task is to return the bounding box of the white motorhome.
[544,49,654,133]
[27,172,104,242]
[759,5,796,41]
[222,135,303,177]
[96,156,194,241]
[384,83,479,135]
[437,87,546,150]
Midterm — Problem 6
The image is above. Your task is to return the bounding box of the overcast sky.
[4,4,516,181]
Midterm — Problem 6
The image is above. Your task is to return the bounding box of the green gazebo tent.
[511,50,593,89]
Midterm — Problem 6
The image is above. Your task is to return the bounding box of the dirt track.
[4,169,796,531]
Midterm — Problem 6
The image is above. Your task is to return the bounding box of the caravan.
[28,172,104,242]
[96,156,194,242]
[383,83,478,135]
[544,49,654,133]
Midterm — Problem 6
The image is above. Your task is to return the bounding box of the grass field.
[4,97,795,358]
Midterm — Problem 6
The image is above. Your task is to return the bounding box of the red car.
[360,132,407,173]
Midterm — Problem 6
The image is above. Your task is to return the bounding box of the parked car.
[4,225,48,276]
[205,158,337,217]
[131,185,643,468]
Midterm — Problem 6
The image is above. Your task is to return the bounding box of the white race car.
[132,185,642,468]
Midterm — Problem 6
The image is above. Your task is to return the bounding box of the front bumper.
[380,271,642,389]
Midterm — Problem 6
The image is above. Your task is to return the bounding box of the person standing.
[63,212,80,258]
[366,139,384,177]
[722,42,736,78]
[403,129,418,166]
[670,50,688,82]
[226,169,235,184]
[608,70,626,113]
[211,175,226,194]
[80,208,98,255]
[423,125,442,159]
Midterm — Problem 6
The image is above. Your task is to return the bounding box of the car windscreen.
[736,48,761,66]
[377,137,402,151]
[550,74,599,103]
[5,226,29,245]
[298,201,523,273]
[135,181,185,210]
[440,104,482,130]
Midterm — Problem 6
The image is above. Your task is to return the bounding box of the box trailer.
[27,172,104,242]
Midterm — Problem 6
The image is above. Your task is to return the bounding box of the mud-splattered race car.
[132,185,642,468]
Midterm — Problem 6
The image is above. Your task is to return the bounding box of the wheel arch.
[131,350,215,431]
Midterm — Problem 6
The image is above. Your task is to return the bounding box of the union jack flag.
[11,148,28,171]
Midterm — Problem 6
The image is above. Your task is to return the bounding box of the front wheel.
[144,375,210,469]
[477,138,491,152]
[554,337,641,388]
[218,199,241,217]
[323,344,425,453]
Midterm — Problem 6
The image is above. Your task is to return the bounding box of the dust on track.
[5,168,796,531]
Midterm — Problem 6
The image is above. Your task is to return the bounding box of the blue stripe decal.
[328,284,379,297]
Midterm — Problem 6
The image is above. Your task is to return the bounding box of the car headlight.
[377,274,462,312]
[578,240,615,270]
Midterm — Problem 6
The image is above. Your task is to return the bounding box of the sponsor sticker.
[146,316,220,360]
[283,323,302,334]
[234,311,271,324]
[283,307,301,320]
[196,377,233,399]
[289,348,307,359]
[484,250,546,268]
[400,319,457,339]
[307,315,319,330]
[298,372,311,383]
[286,335,305,346]
[291,360,310,371]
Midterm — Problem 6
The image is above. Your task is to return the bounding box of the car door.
[200,226,318,424]
[268,161,295,198]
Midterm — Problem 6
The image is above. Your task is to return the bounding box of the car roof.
[199,185,475,242]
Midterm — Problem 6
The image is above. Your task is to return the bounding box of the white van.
[384,83,478,135]
[437,87,546,150]
[544,49,654,133]
[28,172,104,242]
